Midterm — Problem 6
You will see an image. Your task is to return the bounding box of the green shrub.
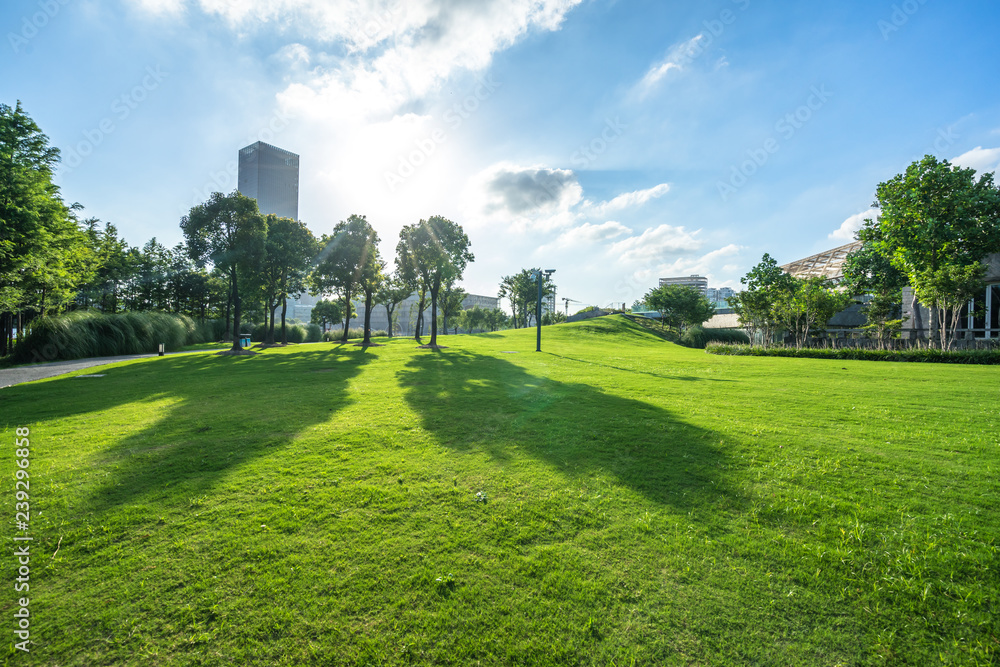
[10,311,218,363]
[250,322,310,344]
[680,326,750,349]
[305,324,322,343]
[705,342,1000,364]
[322,327,388,342]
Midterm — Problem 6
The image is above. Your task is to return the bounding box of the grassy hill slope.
[2,316,997,665]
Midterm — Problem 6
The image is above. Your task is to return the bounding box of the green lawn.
[2,316,997,665]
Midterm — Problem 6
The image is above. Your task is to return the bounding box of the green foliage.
[706,341,1000,364]
[180,191,267,351]
[573,305,598,315]
[305,323,322,343]
[498,268,556,328]
[9,310,216,363]
[774,276,852,348]
[841,241,908,345]
[310,298,343,331]
[728,253,797,344]
[680,326,750,349]
[863,155,1000,348]
[644,284,715,331]
[322,327,388,341]
[1,101,94,318]
[250,322,308,344]
[374,274,413,338]
[397,216,474,345]
[312,214,382,342]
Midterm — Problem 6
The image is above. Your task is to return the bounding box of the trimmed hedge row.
[680,326,750,349]
[250,322,322,344]
[10,311,224,364]
[705,342,1000,364]
[323,328,389,342]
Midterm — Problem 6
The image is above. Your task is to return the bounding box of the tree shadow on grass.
[1,347,374,516]
[397,349,741,511]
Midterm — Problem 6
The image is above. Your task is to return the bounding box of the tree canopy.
[396,216,473,347]
[180,191,266,351]
[860,155,1000,348]
[644,284,715,331]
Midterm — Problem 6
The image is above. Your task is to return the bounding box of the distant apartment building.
[659,275,708,295]
[706,286,735,303]
[237,141,300,221]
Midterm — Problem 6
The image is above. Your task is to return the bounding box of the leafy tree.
[312,214,379,342]
[374,274,412,338]
[258,215,317,344]
[912,262,986,350]
[438,283,467,334]
[862,155,1000,348]
[499,268,555,328]
[729,253,796,345]
[644,284,715,331]
[180,191,267,352]
[841,240,908,346]
[775,277,851,348]
[541,311,567,325]
[1,100,63,315]
[484,307,508,332]
[396,216,473,347]
[1,100,94,350]
[310,298,343,332]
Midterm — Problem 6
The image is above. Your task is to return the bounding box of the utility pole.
[535,269,556,352]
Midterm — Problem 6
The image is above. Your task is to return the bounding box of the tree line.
[729,155,1000,349]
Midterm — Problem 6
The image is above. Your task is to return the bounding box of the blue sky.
[4,0,1000,307]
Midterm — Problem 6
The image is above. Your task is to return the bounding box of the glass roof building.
[237,141,299,220]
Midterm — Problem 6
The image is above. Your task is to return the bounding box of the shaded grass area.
[1,316,998,665]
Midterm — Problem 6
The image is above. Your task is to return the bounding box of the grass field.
[2,316,997,665]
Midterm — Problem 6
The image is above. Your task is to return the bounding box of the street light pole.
[535,269,555,352]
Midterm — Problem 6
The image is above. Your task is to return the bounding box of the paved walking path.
[0,350,218,389]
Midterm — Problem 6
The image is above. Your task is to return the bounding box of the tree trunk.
[230,269,242,352]
[280,295,288,345]
[415,295,426,340]
[362,289,374,346]
[929,306,940,349]
[384,304,395,338]
[224,277,232,341]
[428,281,440,346]
[341,290,352,342]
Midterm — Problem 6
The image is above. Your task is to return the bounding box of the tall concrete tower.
[237,141,299,220]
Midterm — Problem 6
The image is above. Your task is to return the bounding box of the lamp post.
[535,269,556,352]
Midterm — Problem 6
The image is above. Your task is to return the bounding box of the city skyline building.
[237,141,300,221]
[658,275,708,296]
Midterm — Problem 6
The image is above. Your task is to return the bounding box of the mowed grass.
[1,316,997,666]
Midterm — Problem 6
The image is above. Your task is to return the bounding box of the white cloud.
[583,183,670,217]
[543,221,630,250]
[633,34,704,99]
[951,146,1000,174]
[829,208,877,241]
[609,224,703,264]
